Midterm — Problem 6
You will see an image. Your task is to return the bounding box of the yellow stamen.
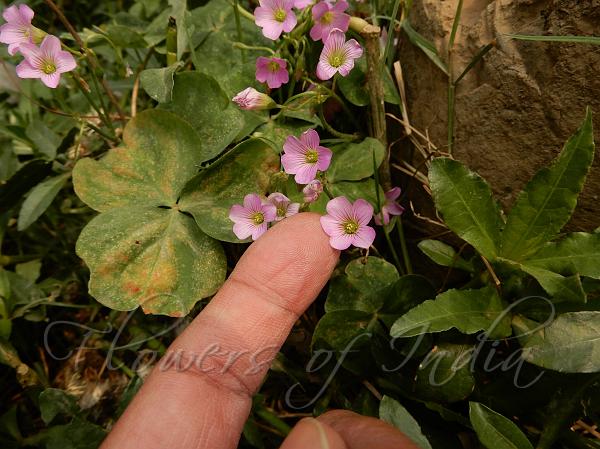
[274,8,287,22]
[305,149,319,163]
[342,220,359,234]
[252,212,265,225]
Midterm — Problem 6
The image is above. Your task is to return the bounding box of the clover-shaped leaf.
[179,138,280,242]
[73,109,226,316]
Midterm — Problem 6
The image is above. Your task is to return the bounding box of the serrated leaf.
[379,396,433,449]
[139,62,183,103]
[76,206,225,316]
[429,158,504,260]
[513,312,600,373]
[159,72,244,159]
[73,109,204,212]
[178,138,280,242]
[500,109,595,260]
[525,232,600,278]
[417,239,474,272]
[390,286,511,338]
[17,173,69,231]
[469,402,533,449]
[328,138,385,182]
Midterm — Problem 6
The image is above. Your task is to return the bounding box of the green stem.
[454,41,495,85]
[397,217,412,273]
[166,17,178,66]
[233,42,276,54]
[318,107,360,141]
[255,408,292,436]
[383,0,402,68]
[233,0,245,62]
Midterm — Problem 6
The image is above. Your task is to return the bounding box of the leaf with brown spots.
[73,109,206,212]
[76,206,226,316]
[179,138,280,242]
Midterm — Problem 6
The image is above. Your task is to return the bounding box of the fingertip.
[280,418,347,449]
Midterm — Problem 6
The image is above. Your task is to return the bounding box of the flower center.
[274,8,287,22]
[276,206,286,217]
[268,61,280,72]
[41,60,56,74]
[328,50,345,68]
[320,11,333,24]
[252,212,265,225]
[305,149,319,164]
[342,219,359,235]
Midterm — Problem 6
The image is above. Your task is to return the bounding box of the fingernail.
[280,418,330,449]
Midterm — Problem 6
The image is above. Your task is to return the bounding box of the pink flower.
[302,180,323,203]
[309,1,350,42]
[316,28,363,80]
[229,193,277,241]
[281,129,332,184]
[320,197,376,250]
[232,87,276,110]
[15,35,76,88]
[294,0,312,8]
[374,187,405,225]
[0,4,35,55]
[267,192,300,221]
[256,56,289,89]
[254,0,297,40]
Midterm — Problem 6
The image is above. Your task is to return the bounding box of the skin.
[101,213,419,449]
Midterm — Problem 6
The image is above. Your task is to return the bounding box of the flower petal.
[326,196,353,220]
[286,202,300,217]
[243,193,263,211]
[15,60,41,79]
[324,28,346,51]
[385,187,401,201]
[282,135,307,155]
[315,146,332,171]
[329,233,353,250]
[251,223,269,240]
[282,12,297,33]
[316,60,337,80]
[320,215,342,237]
[40,35,61,56]
[41,72,61,88]
[352,225,376,248]
[293,163,318,184]
[229,204,250,223]
[17,42,41,63]
[344,39,363,60]
[301,128,320,149]
[261,203,278,222]
[56,50,76,72]
[281,152,306,174]
[353,199,374,225]
[233,222,254,240]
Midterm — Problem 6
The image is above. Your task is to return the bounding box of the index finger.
[100,213,339,449]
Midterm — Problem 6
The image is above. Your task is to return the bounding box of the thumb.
[280,418,348,449]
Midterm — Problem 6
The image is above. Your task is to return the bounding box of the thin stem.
[383,0,402,68]
[397,217,413,274]
[233,0,245,62]
[454,41,495,85]
[233,42,276,54]
[318,106,360,141]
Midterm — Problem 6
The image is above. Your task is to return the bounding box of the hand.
[100,213,418,449]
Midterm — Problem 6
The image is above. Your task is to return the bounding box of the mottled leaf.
[469,402,533,449]
[500,109,594,260]
[73,109,203,212]
[390,286,511,338]
[328,138,385,182]
[178,138,280,242]
[429,158,504,260]
[160,71,244,159]
[76,206,225,316]
[139,62,183,103]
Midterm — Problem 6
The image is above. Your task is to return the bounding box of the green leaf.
[518,264,585,303]
[17,173,69,231]
[46,417,106,449]
[25,119,61,159]
[73,109,202,212]
[254,119,314,151]
[338,57,400,106]
[139,62,183,103]
[178,138,280,242]
[15,260,41,283]
[390,286,511,338]
[469,402,533,449]
[0,160,52,212]
[379,396,433,449]
[159,72,244,160]
[104,24,148,48]
[0,141,18,182]
[500,109,595,260]
[525,232,600,279]
[39,388,79,424]
[76,206,225,316]
[401,20,449,75]
[513,312,600,373]
[506,34,600,45]
[311,309,377,352]
[326,257,399,313]
[415,344,475,403]
[329,179,384,207]
[328,138,385,182]
[417,239,474,272]
[429,158,503,260]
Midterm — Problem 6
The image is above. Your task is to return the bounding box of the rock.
[399,0,600,231]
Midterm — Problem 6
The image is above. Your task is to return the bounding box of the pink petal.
[281,13,297,33]
[330,14,350,33]
[312,1,329,19]
[294,0,312,8]
[233,222,254,240]
[387,202,405,216]
[344,39,363,60]
[326,196,353,220]
[329,233,354,250]
[374,208,390,226]
[17,41,41,63]
[251,223,269,240]
[3,5,32,24]
[7,42,21,55]
[301,128,320,148]
[41,72,61,88]
[324,28,346,51]
[15,60,42,79]
[309,24,322,41]
[352,226,376,248]
[353,199,374,225]
[283,135,307,155]
[315,146,332,171]
[56,50,76,72]
[316,60,337,80]
[267,192,290,204]
[40,35,61,56]
[320,214,342,237]
[293,163,318,184]
[243,193,263,211]
[332,0,349,12]
[229,204,251,223]
[337,59,355,77]
[386,187,401,201]
[261,203,278,222]
[286,202,300,217]
[0,23,26,44]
